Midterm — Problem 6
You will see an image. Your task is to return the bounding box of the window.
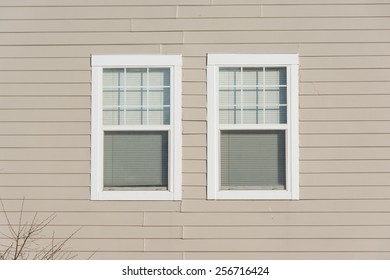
[207,54,299,199]
[91,55,182,200]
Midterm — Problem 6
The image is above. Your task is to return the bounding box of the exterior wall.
[1,0,390,259]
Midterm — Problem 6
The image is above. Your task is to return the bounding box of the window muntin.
[207,54,299,200]
[91,55,182,201]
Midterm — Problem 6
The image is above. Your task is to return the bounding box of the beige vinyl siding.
[0,0,390,259]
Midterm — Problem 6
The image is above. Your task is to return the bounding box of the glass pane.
[265,67,286,86]
[104,131,168,189]
[103,89,123,107]
[265,87,287,105]
[219,107,241,124]
[220,130,286,190]
[242,88,263,106]
[219,88,241,107]
[103,108,124,125]
[126,108,147,125]
[149,108,170,125]
[243,107,263,124]
[103,68,124,88]
[126,89,146,107]
[126,68,147,88]
[149,68,170,87]
[149,88,170,106]
[219,67,241,87]
[242,67,263,86]
[265,106,287,124]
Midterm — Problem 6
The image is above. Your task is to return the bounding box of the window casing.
[91,55,182,200]
[207,54,299,200]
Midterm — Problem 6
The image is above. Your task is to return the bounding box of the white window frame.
[207,54,299,200]
[91,55,182,200]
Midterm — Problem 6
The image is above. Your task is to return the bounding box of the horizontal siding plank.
[182,82,206,95]
[134,17,390,32]
[301,82,390,95]
[164,43,390,57]
[0,0,211,6]
[301,69,390,82]
[0,43,389,58]
[186,251,390,260]
[300,108,390,121]
[0,212,144,226]
[1,0,389,5]
[183,121,206,134]
[300,121,390,134]
[300,95,390,108]
[182,186,206,200]
[0,122,89,135]
[146,238,390,252]
[184,225,390,239]
[0,161,90,174]
[183,147,207,160]
[91,252,183,260]
[214,0,390,4]
[0,199,181,212]
[302,186,390,200]
[0,174,89,186]
[0,58,90,71]
[182,173,207,186]
[0,136,90,148]
[0,71,89,83]
[301,147,390,160]
[145,212,390,226]
[0,225,181,239]
[262,4,390,17]
[183,160,206,173]
[182,108,207,121]
[184,30,390,44]
[62,238,143,252]
[183,69,205,82]
[0,32,183,45]
[0,110,90,122]
[182,95,207,107]
[176,4,390,18]
[0,187,89,199]
[183,135,207,147]
[0,83,90,96]
[0,19,130,33]
[179,6,261,18]
[0,148,89,160]
[301,56,390,69]
[181,200,390,213]
[301,160,390,173]
[0,97,90,109]
[301,136,390,147]
[0,45,161,58]
[301,173,390,186]
[0,6,177,20]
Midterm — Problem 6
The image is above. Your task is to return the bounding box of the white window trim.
[91,55,182,200]
[207,54,299,200]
